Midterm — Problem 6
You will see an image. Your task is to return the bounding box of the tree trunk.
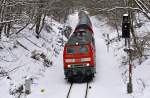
[35,13,42,38]
[129,0,143,63]
[0,24,4,39]
[0,0,6,39]
[39,11,46,33]
[6,23,11,37]
[35,0,44,38]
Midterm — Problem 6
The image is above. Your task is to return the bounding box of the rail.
[66,82,90,98]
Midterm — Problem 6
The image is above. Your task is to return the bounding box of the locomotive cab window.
[67,47,76,54]
[75,31,86,37]
[79,46,88,53]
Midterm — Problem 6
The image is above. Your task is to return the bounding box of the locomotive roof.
[78,11,92,27]
[66,31,93,45]
[75,24,91,30]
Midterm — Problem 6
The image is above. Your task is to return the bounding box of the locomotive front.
[63,11,96,82]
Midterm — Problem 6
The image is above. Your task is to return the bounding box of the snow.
[88,17,129,98]
[134,13,150,37]
[66,11,79,32]
[0,16,64,98]
[1,11,150,98]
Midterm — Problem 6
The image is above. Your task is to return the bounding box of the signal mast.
[122,13,133,93]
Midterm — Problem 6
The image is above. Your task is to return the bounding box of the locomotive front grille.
[70,64,89,68]
[64,65,96,78]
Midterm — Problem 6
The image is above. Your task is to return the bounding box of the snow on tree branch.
[0,19,21,24]
[95,6,150,20]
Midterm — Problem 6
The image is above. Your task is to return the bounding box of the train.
[63,11,96,82]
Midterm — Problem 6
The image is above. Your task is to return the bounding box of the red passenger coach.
[63,11,96,82]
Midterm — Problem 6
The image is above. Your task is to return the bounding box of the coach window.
[67,48,76,54]
[79,46,88,53]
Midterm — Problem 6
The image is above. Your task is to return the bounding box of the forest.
[0,0,150,62]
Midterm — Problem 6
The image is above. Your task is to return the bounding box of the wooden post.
[126,40,133,94]
[25,78,32,95]
[0,0,6,39]
[106,34,110,52]
[127,63,133,93]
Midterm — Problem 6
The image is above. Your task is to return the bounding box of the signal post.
[122,14,133,93]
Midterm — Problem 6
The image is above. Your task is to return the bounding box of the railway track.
[66,83,73,98]
[85,83,89,98]
[66,82,90,98]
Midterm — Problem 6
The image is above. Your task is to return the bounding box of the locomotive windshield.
[67,47,76,54]
[79,46,88,53]
[66,46,88,54]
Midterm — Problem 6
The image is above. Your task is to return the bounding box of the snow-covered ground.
[1,11,150,98]
[0,16,64,98]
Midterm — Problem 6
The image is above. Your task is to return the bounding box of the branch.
[16,40,30,51]
[10,18,31,36]
[23,36,41,48]
[0,19,21,24]
[95,6,150,20]
[15,23,29,34]
[135,0,150,13]
[96,6,139,12]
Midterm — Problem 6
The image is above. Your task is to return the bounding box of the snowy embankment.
[130,13,150,98]
[0,16,64,98]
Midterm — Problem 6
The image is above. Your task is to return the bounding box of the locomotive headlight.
[68,65,71,68]
[76,42,79,45]
[86,63,90,66]
[81,57,91,62]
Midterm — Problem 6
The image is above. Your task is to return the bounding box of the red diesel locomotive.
[63,11,96,82]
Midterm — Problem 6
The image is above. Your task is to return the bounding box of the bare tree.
[0,0,6,39]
